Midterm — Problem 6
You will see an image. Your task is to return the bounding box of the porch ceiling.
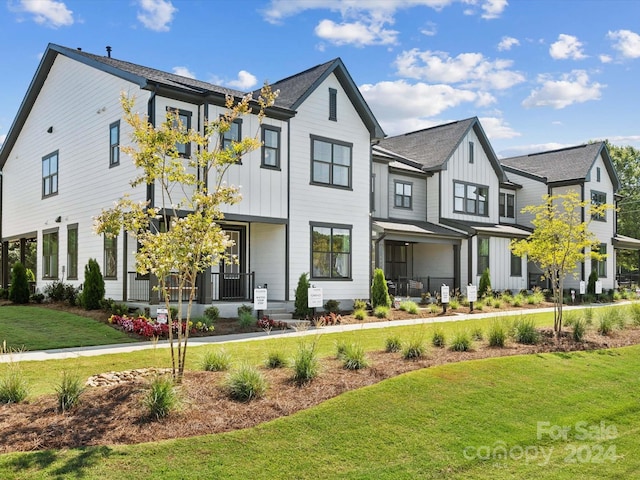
[613,234,640,250]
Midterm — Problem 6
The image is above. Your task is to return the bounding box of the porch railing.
[211,272,255,301]
[127,272,201,303]
[395,276,455,296]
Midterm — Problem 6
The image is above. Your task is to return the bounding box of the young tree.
[9,262,30,304]
[81,258,105,310]
[511,191,614,338]
[95,86,277,382]
[371,268,391,308]
[294,272,312,318]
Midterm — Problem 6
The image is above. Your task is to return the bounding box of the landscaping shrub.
[491,298,503,309]
[512,293,524,307]
[9,262,30,304]
[238,311,255,329]
[225,365,268,402]
[587,270,598,295]
[488,320,507,347]
[402,336,426,360]
[30,292,45,304]
[597,311,615,335]
[399,300,419,314]
[479,268,491,298]
[293,340,320,384]
[237,304,253,317]
[143,375,180,419]
[374,305,390,318]
[80,258,105,310]
[204,306,220,322]
[201,349,232,371]
[512,317,540,344]
[56,371,85,413]
[431,328,446,348]
[449,299,460,310]
[371,268,391,308]
[341,342,369,370]
[353,299,367,310]
[471,327,484,341]
[294,272,312,318]
[385,335,402,353]
[629,303,640,326]
[353,309,367,320]
[572,317,587,342]
[450,331,473,352]
[265,350,288,369]
[0,367,29,404]
[323,299,340,313]
[429,303,440,314]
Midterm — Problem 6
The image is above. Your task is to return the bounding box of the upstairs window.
[222,119,242,162]
[311,136,352,188]
[394,181,412,209]
[168,108,191,157]
[42,151,59,198]
[596,167,601,182]
[469,141,474,164]
[454,181,488,216]
[499,192,515,218]
[311,224,351,279]
[261,125,280,168]
[109,121,120,167]
[591,190,606,221]
[329,88,337,121]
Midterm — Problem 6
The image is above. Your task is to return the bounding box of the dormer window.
[329,88,337,121]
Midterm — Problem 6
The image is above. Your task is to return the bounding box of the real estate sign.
[254,288,268,310]
[308,287,323,308]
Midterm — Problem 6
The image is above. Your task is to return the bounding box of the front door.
[220,227,246,300]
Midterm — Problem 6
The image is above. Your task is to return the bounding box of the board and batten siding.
[440,129,500,223]
[426,174,440,223]
[287,72,372,303]
[2,55,149,299]
[388,172,427,222]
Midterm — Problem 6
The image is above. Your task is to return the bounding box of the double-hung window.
[394,181,412,208]
[311,136,352,188]
[168,108,191,157]
[261,125,280,168]
[499,192,515,218]
[67,224,78,280]
[593,244,607,277]
[510,241,521,277]
[454,181,488,216]
[311,224,351,279]
[42,151,58,197]
[42,229,59,279]
[109,121,120,167]
[591,190,606,221]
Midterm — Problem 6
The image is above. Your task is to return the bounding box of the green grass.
[2,342,639,479]
[0,306,135,351]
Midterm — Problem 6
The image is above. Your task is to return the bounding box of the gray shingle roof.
[262,59,335,110]
[377,118,476,170]
[501,142,608,185]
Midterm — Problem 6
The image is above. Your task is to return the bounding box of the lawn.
[1,341,638,479]
[0,305,136,351]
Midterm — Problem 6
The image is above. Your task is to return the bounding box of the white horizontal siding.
[250,223,286,300]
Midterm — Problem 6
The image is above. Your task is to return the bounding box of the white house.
[0,44,383,313]
[372,117,531,295]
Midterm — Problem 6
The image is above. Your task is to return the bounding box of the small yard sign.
[157,308,168,324]
[441,284,450,304]
[254,288,268,310]
[595,281,603,295]
[580,281,586,295]
[308,287,323,308]
[466,284,477,302]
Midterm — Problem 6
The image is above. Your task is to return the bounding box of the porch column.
[199,266,212,304]
[453,244,460,290]
[1,241,8,288]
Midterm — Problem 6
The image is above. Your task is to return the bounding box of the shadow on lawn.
[3,445,112,479]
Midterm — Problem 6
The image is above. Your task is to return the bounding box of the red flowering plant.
[108,314,211,339]
[256,315,288,330]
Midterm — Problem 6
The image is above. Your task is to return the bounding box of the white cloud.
[481,0,508,19]
[497,36,519,51]
[11,0,73,28]
[607,29,640,59]
[395,49,525,90]
[137,0,177,32]
[227,71,258,90]
[522,70,604,109]
[172,66,195,79]
[479,116,520,139]
[599,54,613,63]
[420,21,437,36]
[360,79,480,135]
[315,19,398,46]
[549,34,587,60]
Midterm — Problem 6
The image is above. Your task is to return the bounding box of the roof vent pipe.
[106,46,112,58]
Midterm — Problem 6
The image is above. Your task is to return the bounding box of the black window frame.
[596,167,601,182]
[109,121,120,167]
[221,118,243,163]
[510,241,522,277]
[310,135,353,189]
[42,228,59,279]
[67,224,78,280]
[394,181,413,209]
[261,124,280,169]
[499,192,515,218]
[593,243,607,278]
[591,190,607,221]
[42,151,59,198]
[477,236,489,275]
[310,222,352,280]
[167,107,192,157]
[104,234,118,280]
[329,88,337,121]
[454,181,489,216]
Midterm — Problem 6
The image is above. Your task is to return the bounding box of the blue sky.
[2,0,640,157]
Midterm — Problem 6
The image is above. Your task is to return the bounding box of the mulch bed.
[2,325,640,454]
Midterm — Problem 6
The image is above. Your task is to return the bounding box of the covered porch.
[372,220,464,297]
[613,234,640,288]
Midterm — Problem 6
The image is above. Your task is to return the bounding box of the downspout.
[285,118,291,301]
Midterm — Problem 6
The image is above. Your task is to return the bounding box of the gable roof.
[376,117,506,181]
[501,142,619,190]
[265,57,384,140]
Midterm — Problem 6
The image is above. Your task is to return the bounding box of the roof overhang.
[373,219,465,242]
[439,218,532,238]
[612,234,640,250]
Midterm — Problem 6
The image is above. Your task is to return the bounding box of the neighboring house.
[501,142,631,291]
[372,117,531,295]
[0,43,383,313]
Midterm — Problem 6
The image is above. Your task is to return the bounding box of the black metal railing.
[394,276,455,296]
[211,272,255,301]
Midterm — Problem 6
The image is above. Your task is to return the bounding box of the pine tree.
[81,258,105,310]
[294,272,312,318]
[371,268,391,308]
[9,262,30,304]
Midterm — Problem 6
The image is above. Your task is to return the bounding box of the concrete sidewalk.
[0,303,617,364]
